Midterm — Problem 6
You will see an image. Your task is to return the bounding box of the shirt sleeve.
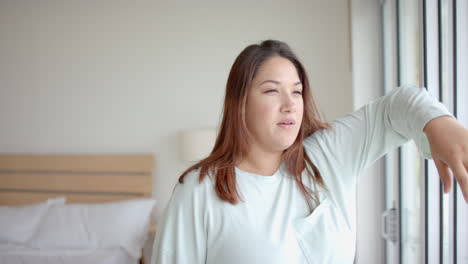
[304,85,453,185]
[150,172,208,264]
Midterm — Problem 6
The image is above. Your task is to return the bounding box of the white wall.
[351,0,385,263]
[0,0,353,222]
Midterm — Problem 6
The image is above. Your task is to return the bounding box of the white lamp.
[179,128,217,162]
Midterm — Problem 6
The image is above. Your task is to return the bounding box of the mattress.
[0,245,138,264]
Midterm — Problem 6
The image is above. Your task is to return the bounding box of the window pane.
[398,0,424,263]
[383,1,399,263]
[439,0,455,263]
[424,0,442,262]
[455,0,468,262]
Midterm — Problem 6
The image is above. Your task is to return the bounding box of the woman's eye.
[294,91,303,95]
[265,89,277,93]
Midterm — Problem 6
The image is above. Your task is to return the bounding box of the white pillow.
[31,199,156,259]
[0,197,66,244]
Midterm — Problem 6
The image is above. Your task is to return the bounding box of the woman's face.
[245,56,304,153]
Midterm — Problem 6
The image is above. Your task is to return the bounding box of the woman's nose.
[281,94,296,113]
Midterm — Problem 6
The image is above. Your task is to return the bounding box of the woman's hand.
[424,115,468,203]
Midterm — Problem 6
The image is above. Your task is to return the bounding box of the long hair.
[178,39,330,210]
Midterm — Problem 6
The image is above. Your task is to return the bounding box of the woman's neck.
[236,148,282,176]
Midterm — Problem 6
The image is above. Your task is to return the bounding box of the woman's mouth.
[278,123,294,128]
[277,119,295,128]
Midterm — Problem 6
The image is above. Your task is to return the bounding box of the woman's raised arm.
[304,85,455,189]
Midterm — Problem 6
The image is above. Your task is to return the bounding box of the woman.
[151,40,468,263]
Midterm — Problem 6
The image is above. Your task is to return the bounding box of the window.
[382,0,468,263]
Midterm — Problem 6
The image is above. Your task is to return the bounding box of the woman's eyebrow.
[259,80,302,86]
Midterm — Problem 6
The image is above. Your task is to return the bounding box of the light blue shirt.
[151,85,452,264]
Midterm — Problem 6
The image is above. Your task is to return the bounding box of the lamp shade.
[179,128,217,162]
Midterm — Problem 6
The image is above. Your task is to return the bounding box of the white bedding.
[0,246,138,264]
[0,198,155,264]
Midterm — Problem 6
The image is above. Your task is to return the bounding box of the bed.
[0,154,156,264]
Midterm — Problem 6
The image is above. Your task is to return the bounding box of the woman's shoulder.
[172,167,216,201]
[304,112,363,149]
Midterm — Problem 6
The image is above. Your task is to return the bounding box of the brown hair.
[178,39,330,210]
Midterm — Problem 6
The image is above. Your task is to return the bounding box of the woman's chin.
[275,140,296,151]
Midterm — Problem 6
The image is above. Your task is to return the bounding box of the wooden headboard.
[0,154,154,205]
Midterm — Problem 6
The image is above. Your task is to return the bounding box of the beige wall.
[0,0,353,221]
